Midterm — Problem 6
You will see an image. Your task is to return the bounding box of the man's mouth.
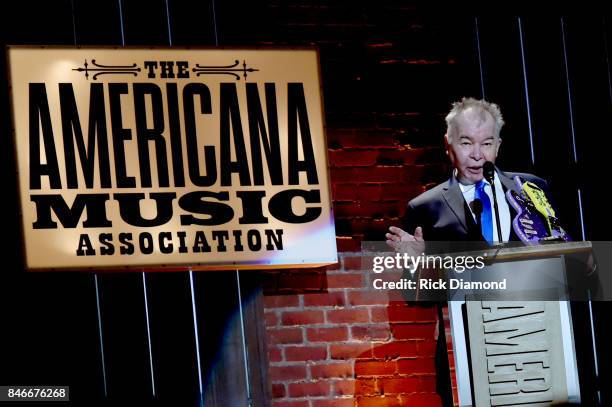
[467,166,482,174]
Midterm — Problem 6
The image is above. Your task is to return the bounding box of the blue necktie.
[475,180,493,243]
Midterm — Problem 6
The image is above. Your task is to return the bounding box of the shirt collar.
[454,169,493,193]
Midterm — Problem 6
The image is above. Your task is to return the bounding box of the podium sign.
[447,242,591,406]
[466,301,570,406]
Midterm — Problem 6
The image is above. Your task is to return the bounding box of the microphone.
[483,161,503,244]
[470,198,483,232]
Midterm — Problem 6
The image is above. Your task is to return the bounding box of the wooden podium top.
[478,241,592,262]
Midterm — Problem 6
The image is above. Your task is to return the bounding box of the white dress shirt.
[458,171,511,243]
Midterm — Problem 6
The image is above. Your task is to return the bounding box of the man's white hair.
[445,97,505,142]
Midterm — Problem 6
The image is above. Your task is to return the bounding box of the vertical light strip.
[165,0,173,45]
[94,275,108,397]
[577,189,586,241]
[236,270,252,406]
[211,0,219,46]
[142,273,156,397]
[474,17,486,99]
[517,17,535,165]
[117,0,126,46]
[189,271,205,406]
[560,18,587,239]
[560,18,579,163]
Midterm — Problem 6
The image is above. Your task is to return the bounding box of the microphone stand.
[483,162,504,246]
[486,174,504,246]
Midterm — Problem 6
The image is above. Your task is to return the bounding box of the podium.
[447,241,596,407]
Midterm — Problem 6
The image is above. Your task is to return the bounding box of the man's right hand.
[385,226,425,255]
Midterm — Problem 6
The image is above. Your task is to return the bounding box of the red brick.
[355,378,381,396]
[278,272,325,291]
[390,323,436,340]
[377,149,424,166]
[333,183,359,200]
[272,383,286,398]
[329,150,379,167]
[288,381,331,397]
[272,401,309,407]
[368,201,407,218]
[268,328,304,345]
[330,132,396,149]
[312,399,355,407]
[348,291,390,306]
[326,273,364,288]
[417,340,437,358]
[400,393,442,407]
[372,341,417,359]
[356,396,401,407]
[350,218,393,236]
[420,376,437,392]
[331,168,357,183]
[269,347,282,362]
[387,306,415,323]
[285,346,327,362]
[269,365,308,381]
[357,184,383,201]
[353,166,405,183]
[381,183,423,201]
[337,236,362,252]
[413,306,438,322]
[307,326,349,342]
[265,311,279,327]
[333,379,356,396]
[380,377,420,394]
[370,307,389,323]
[342,255,370,271]
[282,310,325,326]
[264,295,300,308]
[327,309,370,324]
[351,325,391,341]
[330,343,373,360]
[335,201,405,219]
[399,165,426,183]
[303,292,345,307]
[354,361,396,376]
[310,362,353,379]
[397,358,436,375]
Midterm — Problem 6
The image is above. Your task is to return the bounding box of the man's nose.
[470,145,483,160]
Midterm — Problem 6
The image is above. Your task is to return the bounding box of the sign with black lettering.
[8,47,337,271]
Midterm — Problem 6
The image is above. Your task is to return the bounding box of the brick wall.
[263,255,451,407]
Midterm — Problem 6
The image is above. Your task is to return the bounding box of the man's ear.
[495,137,502,156]
[444,133,450,155]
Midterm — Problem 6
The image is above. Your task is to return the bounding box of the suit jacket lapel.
[497,168,521,195]
[442,177,469,234]
[442,169,521,238]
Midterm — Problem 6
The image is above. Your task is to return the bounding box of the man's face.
[445,108,501,185]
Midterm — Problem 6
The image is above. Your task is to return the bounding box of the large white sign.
[8,47,337,271]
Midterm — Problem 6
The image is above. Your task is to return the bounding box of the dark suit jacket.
[403,167,548,250]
